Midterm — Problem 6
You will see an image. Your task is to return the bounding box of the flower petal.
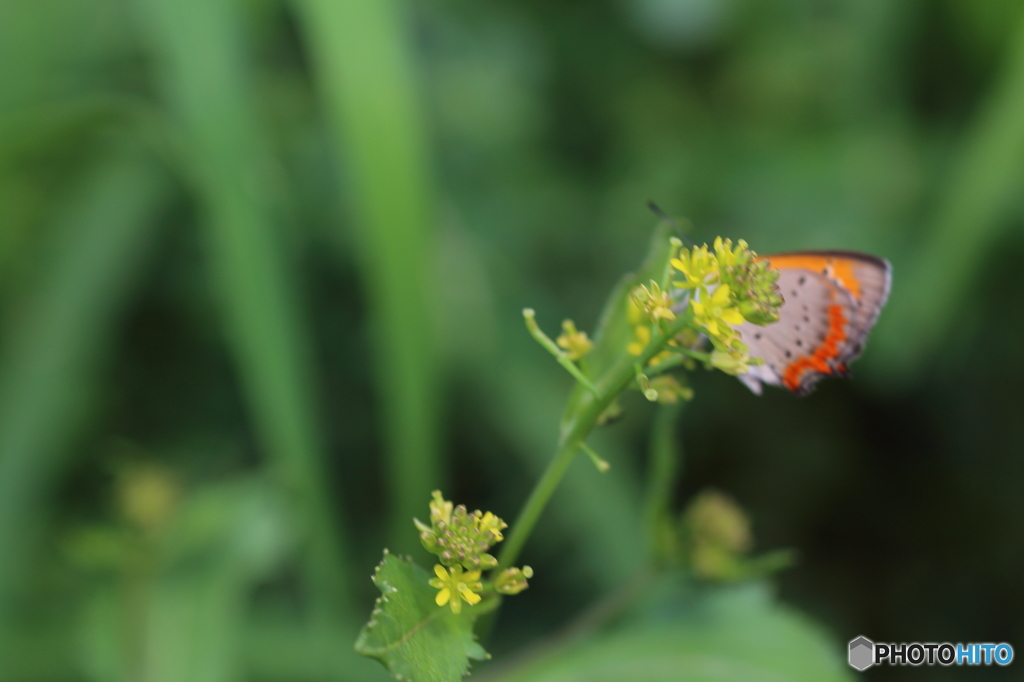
[435,588,451,606]
[721,308,745,325]
[433,564,449,580]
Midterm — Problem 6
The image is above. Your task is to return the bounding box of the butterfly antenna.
[646,200,695,246]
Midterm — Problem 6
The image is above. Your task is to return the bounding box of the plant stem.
[496,313,692,573]
[523,309,601,398]
[579,442,610,472]
[668,346,711,363]
[495,433,584,573]
[644,402,684,564]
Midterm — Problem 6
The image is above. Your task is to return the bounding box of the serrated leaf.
[356,551,489,682]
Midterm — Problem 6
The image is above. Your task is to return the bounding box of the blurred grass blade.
[294,0,441,549]
[136,0,353,623]
[0,149,170,615]
[873,14,1024,381]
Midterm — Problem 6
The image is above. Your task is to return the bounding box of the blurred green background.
[2,0,1024,680]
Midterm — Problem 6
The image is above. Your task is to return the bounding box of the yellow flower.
[473,510,506,543]
[627,324,650,356]
[712,237,749,268]
[690,284,744,339]
[429,564,483,614]
[555,319,593,360]
[118,464,178,532]
[429,490,453,526]
[670,243,718,288]
[631,282,676,323]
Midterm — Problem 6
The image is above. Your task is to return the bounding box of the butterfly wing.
[737,251,892,395]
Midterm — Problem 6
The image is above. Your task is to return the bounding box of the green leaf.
[587,221,676,380]
[356,552,489,682]
[494,582,852,682]
[295,0,442,551]
[136,0,354,619]
[563,221,676,418]
[0,150,170,612]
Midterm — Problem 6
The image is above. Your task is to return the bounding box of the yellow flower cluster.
[416,491,533,613]
[626,296,675,366]
[682,490,753,581]
[667,237,782,375]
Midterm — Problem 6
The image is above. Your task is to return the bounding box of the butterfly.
[736,251,891,396]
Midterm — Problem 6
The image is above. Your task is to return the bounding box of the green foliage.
[136,0,353,620]
[496,582,853,682]
[76,478,293,682]
[0,152,171,612]
[873,17,1024,380]
[356,552,490,682]
[2,0,1023,679]
[585,222,677,383]
[296,0,441,550]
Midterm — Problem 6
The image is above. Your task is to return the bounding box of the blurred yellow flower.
[627,324,651,356]
[555,319,593,361]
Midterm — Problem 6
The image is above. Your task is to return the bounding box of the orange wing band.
[765,254,863,300]
[781,304,847,391]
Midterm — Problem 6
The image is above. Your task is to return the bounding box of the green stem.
[667,346,711,363]
[644,402,684,564]
[523,309,601,398]
[497,312,693,572]
[579,442,610,473]
[644,354,687,376]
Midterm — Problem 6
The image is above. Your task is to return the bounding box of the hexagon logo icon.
[849,636,874,671]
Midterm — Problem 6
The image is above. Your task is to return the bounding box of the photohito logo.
[848,636,1013,671]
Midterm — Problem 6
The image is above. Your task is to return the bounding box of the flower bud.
[419,530,438,553]
[494,566,532,595]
